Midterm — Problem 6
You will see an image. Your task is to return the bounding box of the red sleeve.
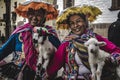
[95,34,120,54]
[96,34,120,63]
[47,41,69,77]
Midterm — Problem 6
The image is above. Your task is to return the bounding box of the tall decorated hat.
[15,1,58,21]
[56,5,102,29]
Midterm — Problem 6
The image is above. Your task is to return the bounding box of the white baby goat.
[33,27,57,79]
[33,27,57,70]
[84,38,110,80]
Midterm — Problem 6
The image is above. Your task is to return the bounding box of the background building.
[0,0,26,39]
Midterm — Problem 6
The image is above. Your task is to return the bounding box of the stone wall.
[90,23,111,38]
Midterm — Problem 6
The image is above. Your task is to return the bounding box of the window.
[118,0,120,7]
[63,0,74,9]
[109,0,120,11]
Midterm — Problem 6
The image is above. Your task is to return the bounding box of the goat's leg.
[90,64,96,80]
[96,62,104,80]
[37,51,43,70]
[43,59,49,70]
[34,63,42,80]
[37,50,43,65]
[116,65,120,79]
[37,56,43,71]
[34,53,43,80]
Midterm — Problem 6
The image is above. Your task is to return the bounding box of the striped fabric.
[22,30,38,71]
[67,29,95,75]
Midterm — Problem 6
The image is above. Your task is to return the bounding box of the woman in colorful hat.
[46,5,120,80]
[0,1,60,80]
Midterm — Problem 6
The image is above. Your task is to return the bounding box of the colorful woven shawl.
[67,29,95,75]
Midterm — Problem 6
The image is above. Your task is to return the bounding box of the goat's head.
[84,38,106,54]
[32,27,49,47]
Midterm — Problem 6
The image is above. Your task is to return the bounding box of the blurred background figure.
[108,11,120,47]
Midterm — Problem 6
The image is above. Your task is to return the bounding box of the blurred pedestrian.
[108,11,120,47]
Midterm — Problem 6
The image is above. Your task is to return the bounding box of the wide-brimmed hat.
[15,1,58,21]
[56,5,102,29]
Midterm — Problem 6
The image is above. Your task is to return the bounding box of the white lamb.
[33,28,57,69]
[37,33,56,70]
[84,38,110,80]
[33,27,57,79]
[84,38,120,80]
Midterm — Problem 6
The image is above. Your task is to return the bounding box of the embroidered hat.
[56,5,102,29]
[15,1,58,21]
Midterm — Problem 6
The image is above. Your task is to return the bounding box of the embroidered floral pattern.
[13,51,25,67]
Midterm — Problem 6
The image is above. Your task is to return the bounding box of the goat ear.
[97,42,106,47]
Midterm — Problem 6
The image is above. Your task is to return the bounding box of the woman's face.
[69,14,87,35]
[27,9,46,27]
